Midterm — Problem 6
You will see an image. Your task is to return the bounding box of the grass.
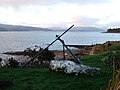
[0,54,112,90]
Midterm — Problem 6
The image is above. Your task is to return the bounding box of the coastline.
[1,44,92,63]
[1,40,120,63]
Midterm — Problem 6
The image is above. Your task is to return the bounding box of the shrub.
[103,51,120,70]
[107,44,120,51]
[106,68,120,90]
[0,58,2,67]
[24,47,38,57]
[90,44,107,54]
[8,57,19,67]
[0,58,2,62]
[24,47,55,65]
[37,48,55,63]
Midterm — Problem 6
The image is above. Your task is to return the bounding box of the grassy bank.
[0,54,111,90]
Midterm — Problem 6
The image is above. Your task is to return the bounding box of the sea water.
[0,31,120,53]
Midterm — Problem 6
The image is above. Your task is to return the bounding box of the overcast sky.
[0,0,120,29]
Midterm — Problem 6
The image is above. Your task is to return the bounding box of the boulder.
[90,45,106,55]
[0,59,8,67]
[50,60,100,76]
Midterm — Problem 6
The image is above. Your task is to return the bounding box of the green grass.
[0,54,112,90]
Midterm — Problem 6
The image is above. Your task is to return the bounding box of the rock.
[0,59,8,67]
[90,45,106,55]
[50,60,100,76]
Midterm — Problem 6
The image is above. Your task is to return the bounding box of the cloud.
[0,0,109,8]
[104,22,120,28]
[71,16,100,27]
[0,0,118,28]
[0,0,39,7]
[62,0,109,4]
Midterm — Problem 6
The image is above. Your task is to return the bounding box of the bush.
[90,44,107,54]
[8,57,19,67]
[37,48,55,62]
[0,58,2,62]
[0,58,2,67]
[24,47,38,57]
[107,44,120,51]
[106,68,120,90]
[103,51,120,70]
[24,47,55,65]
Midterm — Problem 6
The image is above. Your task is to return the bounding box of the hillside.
[50,26,105,32]
[71,27,105,32]
[106,28,120,33]
[0,23,105,32]
[0,24,53,31]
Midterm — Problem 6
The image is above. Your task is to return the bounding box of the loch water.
[0,31,120,53]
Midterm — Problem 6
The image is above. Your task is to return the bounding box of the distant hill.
[106,28,120,33]
[50,26,105,32]
[0,23,105,32]
[0,24,53,31]
[71,27,105,32]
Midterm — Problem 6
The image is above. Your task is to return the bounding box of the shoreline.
[0,44,92,63]
[2,44,93,56]
[0,50,90,64]
[1,40,120,64]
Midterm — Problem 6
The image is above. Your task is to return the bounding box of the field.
[0,53,112,90]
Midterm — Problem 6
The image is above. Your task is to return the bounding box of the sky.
[0,0,120,29]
